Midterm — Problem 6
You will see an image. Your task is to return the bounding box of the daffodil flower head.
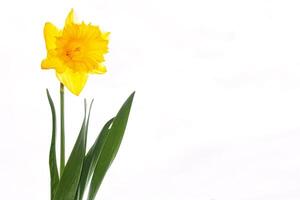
[41,9,109,95]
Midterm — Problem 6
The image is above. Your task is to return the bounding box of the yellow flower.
[41,9,109,95]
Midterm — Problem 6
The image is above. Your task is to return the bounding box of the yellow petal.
[102,32,110,40]
[41,56,67,73]
[41,58,54,69]
[91,64,107,74]
[44,22,60,51]
[56,68,88,96]
[65,9,74,26]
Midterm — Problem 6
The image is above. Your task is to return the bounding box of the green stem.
[60,83,65,177]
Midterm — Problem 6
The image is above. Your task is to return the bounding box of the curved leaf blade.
[46,89,59,200]
[88,92,135,200]
[76,118,114,200]
[53,101,87,200]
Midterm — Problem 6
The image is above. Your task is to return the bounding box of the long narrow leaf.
[76,118,114,200]
[87,92,135,200]
[85,99,94,145]
[74,99,97,200]
[46,89,59,200]
[53,101,87,200]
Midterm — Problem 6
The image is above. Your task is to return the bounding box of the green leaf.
[85,99,94,146]
[46,89,59,200]
[53,101,87,200]
[76,118,114,200]
[87,92,135,200]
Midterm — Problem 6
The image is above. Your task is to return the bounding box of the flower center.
[64,41,82,60]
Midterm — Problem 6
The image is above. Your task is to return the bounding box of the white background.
[0,0,300,199]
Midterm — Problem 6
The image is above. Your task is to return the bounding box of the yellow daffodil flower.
[41,9,109,95]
